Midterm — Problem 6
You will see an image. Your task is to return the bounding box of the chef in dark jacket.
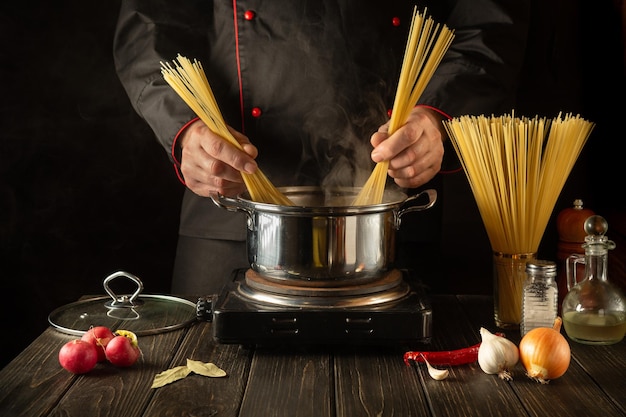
[114,0,530,295]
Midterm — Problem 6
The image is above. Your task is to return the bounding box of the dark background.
[1,1,625,368]
[1,2,183,367]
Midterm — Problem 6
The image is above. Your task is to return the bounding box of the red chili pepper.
[403,344,480,366]
[404,333,506,366]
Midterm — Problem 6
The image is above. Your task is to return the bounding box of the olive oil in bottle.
[562,215,626,345]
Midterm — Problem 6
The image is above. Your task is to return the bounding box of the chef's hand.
[178,120,258,197]
[370,106,446,189]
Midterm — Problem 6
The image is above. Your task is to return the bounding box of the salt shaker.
[521,260,558,336]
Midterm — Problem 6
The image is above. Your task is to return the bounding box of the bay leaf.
[186,359,227,377]
[151,365,192,388]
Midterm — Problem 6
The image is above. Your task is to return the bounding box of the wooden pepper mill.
[556,199,594,314]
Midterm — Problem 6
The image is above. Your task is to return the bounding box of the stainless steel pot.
[211,186,436,284]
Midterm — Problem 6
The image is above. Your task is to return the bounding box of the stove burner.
[210,268,433,346]
[239,269,411,308]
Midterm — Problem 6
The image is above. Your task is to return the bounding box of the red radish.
[105,330,141,367]
[58,340,98,374]
[81,326,115,362]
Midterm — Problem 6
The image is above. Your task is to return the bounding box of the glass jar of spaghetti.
[493,252,536,329]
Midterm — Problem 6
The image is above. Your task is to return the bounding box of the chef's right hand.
[178,120,258,197]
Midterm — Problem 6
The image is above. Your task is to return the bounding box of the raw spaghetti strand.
[444,113,594,325]
[531,115,593,246]
[352,7,454,206]
[161,55,293,206]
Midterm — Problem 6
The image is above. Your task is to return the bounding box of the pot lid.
[48,271,199,336]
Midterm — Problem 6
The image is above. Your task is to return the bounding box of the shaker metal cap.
[526,260,557,275]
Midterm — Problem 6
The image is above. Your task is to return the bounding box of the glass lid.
[48,271,199,336]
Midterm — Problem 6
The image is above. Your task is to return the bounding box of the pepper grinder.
[556,199,594,314]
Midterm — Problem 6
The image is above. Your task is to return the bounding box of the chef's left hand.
[370,106,446,189]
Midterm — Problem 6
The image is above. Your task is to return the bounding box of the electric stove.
[205,268,433,347]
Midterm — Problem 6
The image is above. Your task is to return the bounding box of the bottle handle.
[566,254,585,291]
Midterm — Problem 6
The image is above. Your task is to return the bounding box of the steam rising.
[300,91,389,192]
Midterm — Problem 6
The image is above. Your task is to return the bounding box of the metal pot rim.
[214,186,428,216]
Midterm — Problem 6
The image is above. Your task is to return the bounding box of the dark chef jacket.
[114,0,531,285]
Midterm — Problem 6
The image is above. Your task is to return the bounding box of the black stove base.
[210,269,433,347]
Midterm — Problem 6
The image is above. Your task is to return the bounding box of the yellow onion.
[519,317,571,383]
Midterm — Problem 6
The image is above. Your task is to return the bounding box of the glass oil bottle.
[562,215,626,345]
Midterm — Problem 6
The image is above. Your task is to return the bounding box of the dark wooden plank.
[47,324,187,416]
[144,321,252,417]
[566,339,626,415]
[458,295,626,417]
[508,364,625,417]
[455,295,503,339]
[4,294,624,417]
[0,329,78,417]
[414,295,528,417]
[334,346,431,417]
[239,347,332,417]
[430,295,486,348]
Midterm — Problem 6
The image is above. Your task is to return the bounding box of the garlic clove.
[421,354,449,380]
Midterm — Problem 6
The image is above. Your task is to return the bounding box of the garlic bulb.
[477,327,519,380]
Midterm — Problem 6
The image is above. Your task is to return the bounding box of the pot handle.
[210,193,254,217]
[396,189,437,225]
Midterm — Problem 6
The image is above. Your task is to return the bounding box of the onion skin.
[519,317,571,384]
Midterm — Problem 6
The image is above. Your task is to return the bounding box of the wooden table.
[1,295,624,417]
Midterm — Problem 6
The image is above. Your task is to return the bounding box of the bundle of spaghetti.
[352,7,454,206]
[444,113,594,253]
[161,54,293,206]
[444,113,594,324]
